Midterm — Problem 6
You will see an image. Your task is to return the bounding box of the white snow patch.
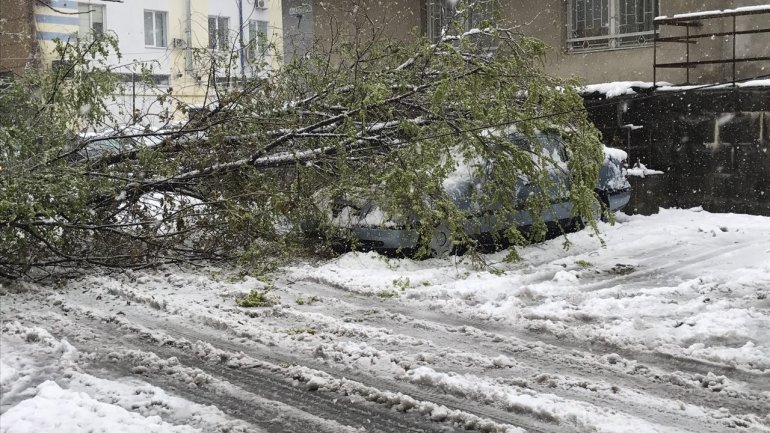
[1,380,200,433]
[627,162,664,177]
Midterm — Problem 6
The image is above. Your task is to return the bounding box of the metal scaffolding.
[653,6,770,86]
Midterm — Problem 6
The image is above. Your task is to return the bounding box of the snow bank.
[1,380,199,433]
[3,208,770,432]
[289,208,770,372]
[0,322,252,433]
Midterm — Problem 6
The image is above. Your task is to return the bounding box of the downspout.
[185,0,193,74]
[238,0,246,79]
[28,0,41,70]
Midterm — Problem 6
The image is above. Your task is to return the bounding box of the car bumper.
[342,226,421,250]
[606,188,631,211]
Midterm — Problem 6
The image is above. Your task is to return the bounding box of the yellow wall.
[33,2,79,68]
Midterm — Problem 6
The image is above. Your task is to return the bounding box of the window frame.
[247,20,269,62]
[426,0,453,43]
[567,0,658,53]
[78,3,105,38]
[426,0,496,43]
[143,10,167,48]
[208,16,231,50]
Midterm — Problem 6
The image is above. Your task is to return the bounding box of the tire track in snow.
[56,276,768,433]
[286,278,770,415]
[4,265,767,433]
[5,292,554,433]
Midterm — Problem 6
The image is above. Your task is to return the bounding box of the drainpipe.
[185,0,193,74]
[238,0,246,79]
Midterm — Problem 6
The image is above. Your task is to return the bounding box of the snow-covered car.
[72,125,177,163]
[322,132,631,257]
[72,136,138,162]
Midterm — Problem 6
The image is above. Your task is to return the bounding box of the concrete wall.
[586,89,770,216]
[313,0,423,44]
[0,0,36,77]
[281,0,423,63]
[282,0,315,63]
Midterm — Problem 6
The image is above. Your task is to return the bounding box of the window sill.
[566,44,654,54]
[567,30,657,54]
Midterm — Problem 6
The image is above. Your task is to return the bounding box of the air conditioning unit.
[172,38,187,48]
[256,0,266,9]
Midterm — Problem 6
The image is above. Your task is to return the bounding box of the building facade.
[2,0,283,121]
[503,0,770,85]
[294,0,770,85]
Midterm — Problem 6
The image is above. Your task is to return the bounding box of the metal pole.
[653,22,657,87]
[685,25,690,84]
[627,127,632,163]
[132,71,136,118]
[732,15,737,85]
[185,0,193,74]
[238,0,246,79]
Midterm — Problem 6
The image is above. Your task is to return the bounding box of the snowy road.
[2,208,769,432]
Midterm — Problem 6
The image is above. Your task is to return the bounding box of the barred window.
[427,0,496,43]
[568,0,657,52]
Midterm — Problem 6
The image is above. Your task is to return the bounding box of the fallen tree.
[0,1,604,279]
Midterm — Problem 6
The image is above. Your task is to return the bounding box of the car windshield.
[510,133,567,164]
[75,137,136,161]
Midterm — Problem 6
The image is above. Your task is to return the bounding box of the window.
[247,20,269,61]
[426,0,495,43]
[144,10,167,47]
[208,16,230,50]
[427,0,453,42]
[568,0,657,52]
[78,4,105,37]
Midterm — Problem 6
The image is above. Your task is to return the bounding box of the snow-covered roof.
[581,79,770,98]
[582,81,661,98]
[655,5,770,22]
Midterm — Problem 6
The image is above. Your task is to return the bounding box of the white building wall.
[96,0,173,75]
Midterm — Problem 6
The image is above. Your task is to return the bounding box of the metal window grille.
[427,0,496,43]
[427,0,453,42]
[568,0,657,52]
